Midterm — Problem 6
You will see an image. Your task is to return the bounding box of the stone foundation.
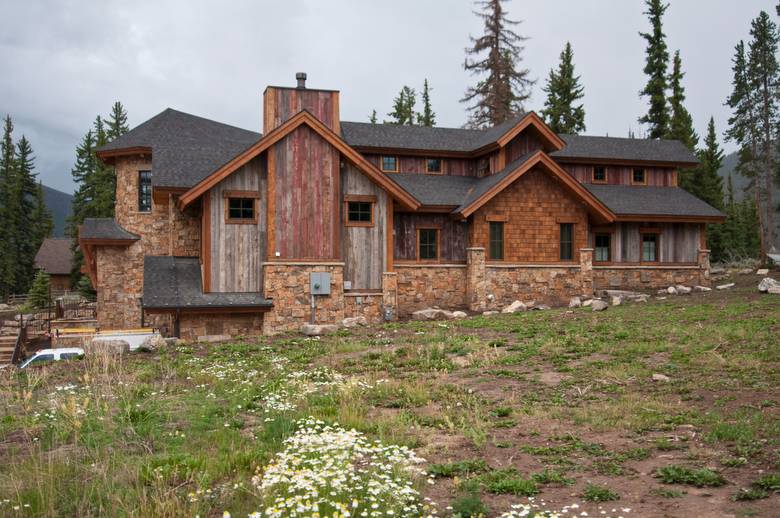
[485,265,583,308]
[396,265,467,316]
[179,312,264,340]
[344,293,383,324]
[592,266,705,291]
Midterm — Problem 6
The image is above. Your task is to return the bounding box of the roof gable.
[34,238,74,275]
[552,134,698,166]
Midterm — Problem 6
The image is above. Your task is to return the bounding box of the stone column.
[698,249,711,286]
[466,247,487,311]
[579,248,594,297]
[381,272,398,321]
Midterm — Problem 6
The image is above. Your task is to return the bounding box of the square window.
[560,223,574,261]
[641,234,658,262]
[489,222,504,260]
[593,166,606,183]
[227,198,255,221]
[138,171,152,212]
[381,156,398,172]
[595,233,611,262]
[418,228,438,260]
[426,158,442,174]
[346,201,373,225]
[632,168,646,184]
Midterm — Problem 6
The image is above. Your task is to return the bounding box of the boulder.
[197,334,231,343]
[451,311,468,319]
[710,266,726,275]
[756,268,769,275]
[675,285,692,295]
[583,299,594,307]
[87,338,130,355]
[605,290,642,299]
[758,277,780,293]
[411,308,454,321]
[769,286,780,295]
[656,296,667,300]
[738,268,754,275]
[341,316,368,328]
[693,286,712,292]
[611,296,623,306]
[716,283,735,290]
[634,294,649,303]
[591,300,609,312]
[502,301,527,314]
[482,310,499,316]
[533,304,551,311]
[667,286,678,295]
[139,334,167,351]
[301,324,338,336]
[652,373,671,382]
[568,297,582,308]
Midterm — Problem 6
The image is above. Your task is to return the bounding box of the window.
[418,228,438,260]
[227,197,256,222]
[426,158,442,174]
[594,233,611,262]
[641,233,659,262]
[559,223,574,261]
[381,156,399,172]
[346,200,373,226]
[138,171,152,212]
[489,222,504,260]
[632,168,646,184]
[593,166,607,183]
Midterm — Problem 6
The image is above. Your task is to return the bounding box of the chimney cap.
[296,72,307,88]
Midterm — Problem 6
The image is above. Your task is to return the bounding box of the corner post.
[698,249,711,286]
[579,248,594,297]
[466,247,487,312]
[382,272,398,321]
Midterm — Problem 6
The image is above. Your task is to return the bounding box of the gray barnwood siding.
[591,223,699,263]
[341,163,387,289]
[208,156,267,292]
[394,213,468,262]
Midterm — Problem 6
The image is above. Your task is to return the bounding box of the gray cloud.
[0,0,773,193]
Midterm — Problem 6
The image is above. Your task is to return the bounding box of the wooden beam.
[386,197,394,272]
[267,145,276,260]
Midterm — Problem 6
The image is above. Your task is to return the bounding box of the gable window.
[381,156,399,172]
[594,233,611,262]
[632,168,646,184]
[593,166,607,183]
[559,223,574,261]
[418,228,439,261]
[641,233,659,262]
[426,158,442,174]
[489,222,504,260]
[138,171,152,212]
[345,195,375,227]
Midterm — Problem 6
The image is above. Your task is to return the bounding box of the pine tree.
[540,42,586,134]
[638,0,671,139]
[387,86,417,125]
[692,118,725,209]
[462,0,535,128]
[666,51,698,149]
[27,269,50,309]
[32,181,53,246]
[13,135,40,293]
[0,115,17,298]
[369,110,378,124]
[417,79,436,127]
[106,101,129,141]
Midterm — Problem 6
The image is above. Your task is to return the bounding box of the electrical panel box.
[310,272,331,295]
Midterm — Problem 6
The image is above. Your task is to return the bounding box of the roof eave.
[552,156,699,169]
[613,214,726,223]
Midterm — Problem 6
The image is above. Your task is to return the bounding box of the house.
[79,73,724,338]
[34,238,74,291]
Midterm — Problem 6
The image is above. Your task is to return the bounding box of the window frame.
[488,221,504,261]
[417,227,440,262]
[380,156,399,173]
[632,168,647,185]
[344,195,376,227]
[138,170,152,213]
[425,158,443,175]
[594,232,612,263]
[592,166,607,184]
[559,223,574,261]
[640,231,660,263]
[224,190,260,225]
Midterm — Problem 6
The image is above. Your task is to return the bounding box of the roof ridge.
[160,108,260,136]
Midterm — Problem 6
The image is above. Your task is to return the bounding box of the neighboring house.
[79,74,724,338]
[34,238,74,291]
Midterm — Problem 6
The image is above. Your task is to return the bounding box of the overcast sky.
[0,0,776,193]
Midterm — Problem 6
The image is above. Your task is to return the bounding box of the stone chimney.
[263,73,340,134]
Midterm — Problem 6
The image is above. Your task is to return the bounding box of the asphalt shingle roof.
[34,238,74,275]
[142,256,273,310]
[391,174,479,206]
[79,218,140,241]
[456,153,537,212]
[552,134,697,165]
[97,108,260,189]
[585,184,725,218]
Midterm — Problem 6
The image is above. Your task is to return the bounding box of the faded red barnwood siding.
[264,87,339,133]
[364,154,472,176]
[393,212,468,262]
[271,125,340,259]
[505,131,545,162]
[559,163,677,186]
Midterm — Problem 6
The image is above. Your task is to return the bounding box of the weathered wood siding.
[560,163,677,186]
[364,154,472,176]
[505,131,545,162]
[208,155,267,292]
[271,125,340,259]
[394,213,467,262]
[341,163,387,289]
[263,87,339,133]
[591,223,699,263]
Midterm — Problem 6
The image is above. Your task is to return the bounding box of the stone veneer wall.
[395,265,467,316]
[593,267,704,291]
[344,293,383,324]
[179,313,264,340]
[485,266,583,308]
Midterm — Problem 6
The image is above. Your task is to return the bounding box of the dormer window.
[138,171,152,212]
[426,158,442,174]
[632,168,646,185]
[381,156,399,172]
[592,166,607,183]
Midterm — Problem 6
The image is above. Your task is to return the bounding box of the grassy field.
[0,275,778,517]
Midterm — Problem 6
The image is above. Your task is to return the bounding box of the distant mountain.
[717,151,779,250]
[42,185,73,237]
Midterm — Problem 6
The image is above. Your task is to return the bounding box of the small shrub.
[650,487,685,498]
[451,492,488,518]
[531,469,574,486]
[732,487,768,501]
[655,465,727,487]
[428,459,488,478]
[479,469,539,496]
[490,406,512,418]
[582,483,620,502]
[753,473,780,492]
